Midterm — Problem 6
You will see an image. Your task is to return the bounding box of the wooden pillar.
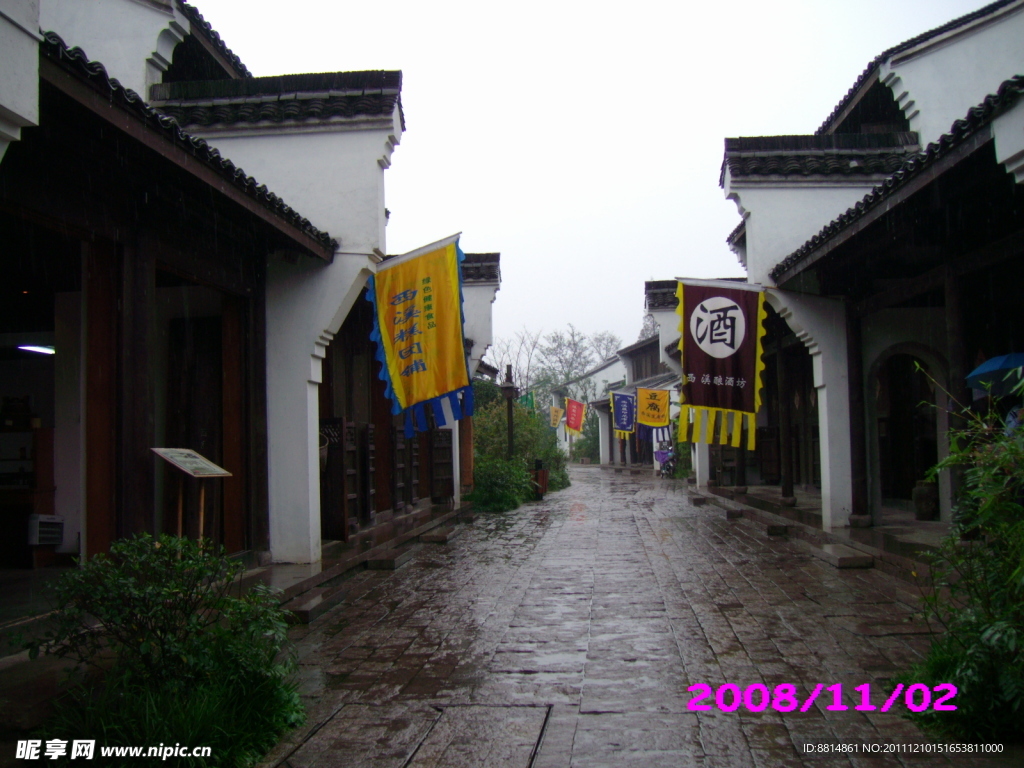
[776,347,795,502]
[84,239,118,556]
[248,258,270,551]
[118,236,155,537]
[222,294,246,553]
[847,311,868,519]
[459,414,474,494]
[945,268,968,504]
[736,420,747,488]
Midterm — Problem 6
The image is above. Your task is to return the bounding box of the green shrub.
[29,534,302,766]
[468,456,534,512]
[900,397,1024,741]
[472,399,569,492]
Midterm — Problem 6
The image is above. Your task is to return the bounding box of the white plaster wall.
[880,4,1024,147]
[197,128,396,254]
[0,0,41,161]
[597,409,611,465]
[994,98,1024,184]
[724,180,880,285]
[588,359,626,398]
[463,281,499,377]
[265,255,373,563]
[768,290,853,529]
[40,0,187,96]
[861,308,952,522]
[189,121,400,564]
[651,308,682,373]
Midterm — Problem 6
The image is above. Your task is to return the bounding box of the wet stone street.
[260,468,1014,768]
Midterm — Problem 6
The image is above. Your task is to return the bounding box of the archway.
[865,343,950,522]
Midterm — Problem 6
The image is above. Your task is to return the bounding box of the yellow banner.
[550,406,564,428]
[637,388,669,427]
[371,238,468,412]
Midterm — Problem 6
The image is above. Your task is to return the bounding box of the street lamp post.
[499,364,518,461]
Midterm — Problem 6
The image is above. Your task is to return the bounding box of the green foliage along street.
[901,380,1024,742]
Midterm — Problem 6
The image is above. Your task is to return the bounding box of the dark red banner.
[678,284,763,412]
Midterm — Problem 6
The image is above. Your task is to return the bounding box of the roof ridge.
[815,0,1020,136]
[773,74,1024,282]
[40,31,336,253]
[177,1,251,78]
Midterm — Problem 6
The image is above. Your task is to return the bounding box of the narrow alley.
[261,468,1015,768]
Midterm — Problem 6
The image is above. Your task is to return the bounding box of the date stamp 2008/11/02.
[687,683,956,713]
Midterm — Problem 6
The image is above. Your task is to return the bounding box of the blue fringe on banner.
[369,243,477,439]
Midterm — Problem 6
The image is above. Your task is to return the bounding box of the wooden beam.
[40,57,334,262]
[776,128,992,287]
[852,227,1024,317]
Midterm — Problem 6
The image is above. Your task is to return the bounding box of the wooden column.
[221,294,246,553]
[847,310,869,520]
[118,236,155,537]
[945,268,968,505]
[84,239,118,556]
[459,415,474,494]
[776,347,795,502]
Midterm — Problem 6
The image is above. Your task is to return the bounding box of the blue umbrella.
[966,353,1024,396]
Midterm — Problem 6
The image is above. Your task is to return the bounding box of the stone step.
[281,583,350,624]
[367,545,419,570]
[421,524,465,544]
[797,540,873,569]
[727,508,788,536]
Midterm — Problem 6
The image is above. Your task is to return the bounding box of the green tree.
[900,379,1024,740]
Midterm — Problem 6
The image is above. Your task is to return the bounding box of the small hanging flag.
[611,392,636,440]
[366,234,474,437]
[637,388,670,428]
[549,406,564,428]
[518,391,535,409]
[565,398,586,436]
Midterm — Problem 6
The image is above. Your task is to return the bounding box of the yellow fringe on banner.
[719,410,729,444]
[614,430,632,440]
[731,412,742,448]
[747,412,757,451]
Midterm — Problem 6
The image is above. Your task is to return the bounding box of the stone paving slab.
[259,469,1020,768]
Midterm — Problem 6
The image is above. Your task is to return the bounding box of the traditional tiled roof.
[721,133,919,185]
[150,71,404,130]
[462,253,501,283]
[771,75,1024,282]
[616,335,660,358]
[177,1,251,78]
[726,219,746,247]
[816,0,1020,135]
[620,371,679,392]
[41,32,336,253]
[645,280,678,311]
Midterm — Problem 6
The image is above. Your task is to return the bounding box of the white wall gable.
[879,1,1024,146]
[40,0,189,97]
[723,173,879,286]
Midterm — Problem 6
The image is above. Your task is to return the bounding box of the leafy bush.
[570,410,601,463]
[467,456,534,512]
[29,534,302,766]
[900,395,1024,741]
[472,399,569,492]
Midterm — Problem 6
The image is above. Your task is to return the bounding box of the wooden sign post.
[151,448,232,543]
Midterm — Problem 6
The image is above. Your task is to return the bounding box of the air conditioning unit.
[28,514,63,546]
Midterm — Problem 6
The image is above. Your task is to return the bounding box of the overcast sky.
[191,0,989,351]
